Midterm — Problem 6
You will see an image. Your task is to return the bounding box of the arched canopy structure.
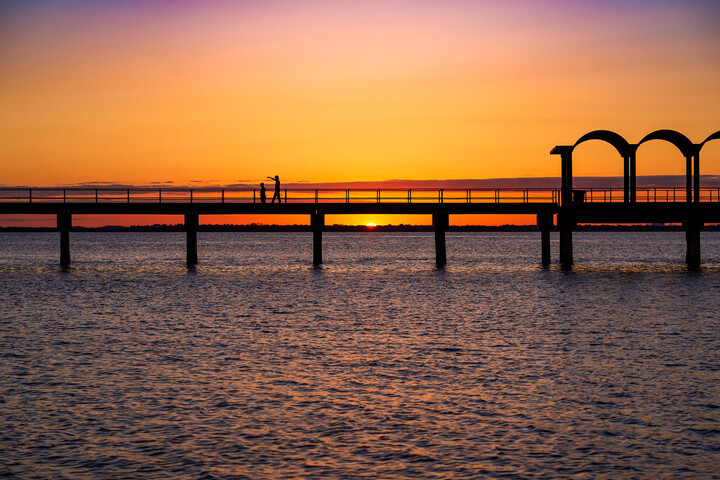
[573,130,631,157]
[553,129,717,205]
[695,131,720,202]
[638,129,695,157]
[700,131,720,150]
[572,130,634,202]
[637,130,698,202]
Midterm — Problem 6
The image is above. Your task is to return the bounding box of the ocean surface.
[1,231,719,479]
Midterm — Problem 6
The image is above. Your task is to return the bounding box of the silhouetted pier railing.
[0,187,561,204]
[573,187,720,203]
[5,186,720,204]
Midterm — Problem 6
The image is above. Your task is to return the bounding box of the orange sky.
[1,0,719,226]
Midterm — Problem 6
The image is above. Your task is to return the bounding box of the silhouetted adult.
[259,182,267,203]
[267,175,282,203]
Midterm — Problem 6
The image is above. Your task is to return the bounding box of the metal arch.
[573,130,631,157]
[699,130,720,151]
[637,129,696,156]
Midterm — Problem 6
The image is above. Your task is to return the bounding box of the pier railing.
[3,186,720,204]
[0,187,560,204]
[574,187,720,203]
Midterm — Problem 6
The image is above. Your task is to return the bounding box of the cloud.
[5,175,719,192]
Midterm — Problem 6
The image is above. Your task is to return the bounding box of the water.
[1,231,719,479]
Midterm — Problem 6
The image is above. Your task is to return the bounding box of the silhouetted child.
[259,182,267,203]
[267,175,281,203]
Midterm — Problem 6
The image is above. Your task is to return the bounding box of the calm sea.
[1,232,719,479]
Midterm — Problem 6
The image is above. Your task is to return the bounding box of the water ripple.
[1,232,720,478]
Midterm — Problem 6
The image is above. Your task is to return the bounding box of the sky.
[1,0,720,225]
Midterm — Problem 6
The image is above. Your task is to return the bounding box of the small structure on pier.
[552,129,720,269]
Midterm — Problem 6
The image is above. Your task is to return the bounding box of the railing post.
[253,189,256,203]
[439,189,444,203]
[127,189,130,203]
[284,189,287,203]
[96,189,99,203]
[158,189,162,203]
[346,189,350,203]
[408,189,412,203]
[63,189,66,203]
[190,189,193,203]
[221,189,225,203]
[315,189,319,203]
[377,189,380,203]
[29,189,32,203]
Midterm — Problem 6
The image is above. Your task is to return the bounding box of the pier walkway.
[0,187,559,268]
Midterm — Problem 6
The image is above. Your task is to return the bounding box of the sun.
[366,223,377,227]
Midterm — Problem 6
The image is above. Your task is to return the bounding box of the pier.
[0,129,717,269]
[0,188,558,268]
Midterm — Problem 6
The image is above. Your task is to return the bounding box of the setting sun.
[366,223,377,227]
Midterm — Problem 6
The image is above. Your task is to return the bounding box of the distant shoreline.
[1,224,713,233]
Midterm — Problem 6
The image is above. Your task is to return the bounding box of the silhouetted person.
[268,175,282,203]
[259,182,267,203]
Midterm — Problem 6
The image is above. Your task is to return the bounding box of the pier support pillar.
[433,212,448,268]
[185,212,199,267]
[311,212,324,266]
[558,211,573,268]
[537,213,553,267]
[57,211,72,268]
[684,221,702,270]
